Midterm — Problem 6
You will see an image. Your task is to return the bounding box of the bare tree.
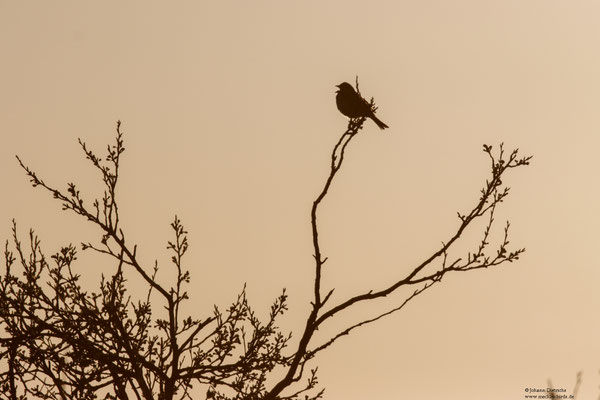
[0,83,531,400]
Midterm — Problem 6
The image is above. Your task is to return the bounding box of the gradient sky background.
[1,1,600,399]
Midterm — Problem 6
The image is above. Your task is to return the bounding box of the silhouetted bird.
[335,82,389,130]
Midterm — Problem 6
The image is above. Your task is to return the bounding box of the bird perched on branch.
[335,82,389,130]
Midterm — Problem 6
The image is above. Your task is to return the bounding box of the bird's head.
[335,82,354,93]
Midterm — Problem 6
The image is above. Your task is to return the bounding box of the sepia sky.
[1,1,600,399]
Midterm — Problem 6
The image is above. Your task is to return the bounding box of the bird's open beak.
[335,84,340,92]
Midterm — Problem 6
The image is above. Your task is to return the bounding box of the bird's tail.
[370,114,389,130]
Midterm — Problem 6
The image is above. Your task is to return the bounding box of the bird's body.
[335,82,388,130]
